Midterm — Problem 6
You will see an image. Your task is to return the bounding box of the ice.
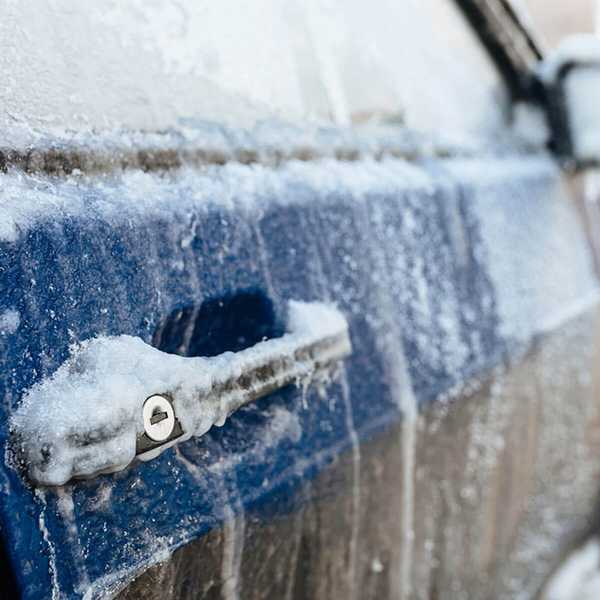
[563,67,600,161]
[3,140,598,595]
[204,406,302,474]
[511,102,550,148]
[444,157,600,345]
[537,34,600,162]
[542,538,600,600]
[35,490,60,600]
[0,154,432,244]
[537,34,600,84]
[0,309,20,335]
[11,301,350,486]
[0,1,508,139]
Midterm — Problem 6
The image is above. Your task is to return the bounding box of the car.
[1,1,600,598]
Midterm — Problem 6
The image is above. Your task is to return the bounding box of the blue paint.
[0,156,591,598]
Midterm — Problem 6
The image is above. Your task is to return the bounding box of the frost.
[206,406,302,474]
[537,34,600,162]
[564,68,600,161]
[0,309,20,335]
[0,156,433,244]
[371,557,384,573]
[11,301,350,486]
[542,538,600,600]
[444,157,600,345]
[537,34,600,84]
[511,102,550,148]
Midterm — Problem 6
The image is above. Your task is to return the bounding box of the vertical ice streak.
[284,501,307,600]
[584,172,600,267]
[309,202,362,598]
[250,215,277,304]
[339,367,361,599]
[362,197,419,600]
[35,489,61,600]
[391,346,418,600]
[56,488,91,597]
[221,493,245,600]
[175,448,246,600]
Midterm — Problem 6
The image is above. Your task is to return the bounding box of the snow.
[11,300,350,486]
[511,102,550,148]
[537,34,600,162]
[444,157,600,345]
[3,145,598,594]
[0,156,433,244]
[537,34,600,84]
[564,67,600,161]
[542,538,600,600]
[0,309,20,335]
[0,0,507,140]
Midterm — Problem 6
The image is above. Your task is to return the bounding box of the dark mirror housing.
[537,34,600,169]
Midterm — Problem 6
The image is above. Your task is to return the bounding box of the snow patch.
[564,67,600,162]
[0,158,433,244]
[511,102,550,148]
[537,34,600,162]
[537,34,600,84]
[0,309,20,335]
[445,157,599,345]
[542,538,600,600]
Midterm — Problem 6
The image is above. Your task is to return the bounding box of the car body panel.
[1,151,598,598]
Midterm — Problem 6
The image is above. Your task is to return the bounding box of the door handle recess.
[11,301,351,486]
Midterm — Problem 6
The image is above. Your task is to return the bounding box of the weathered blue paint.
[0,155,595,598]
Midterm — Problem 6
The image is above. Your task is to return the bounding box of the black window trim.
[454,0,545,100]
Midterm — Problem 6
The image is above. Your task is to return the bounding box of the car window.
[1,0,508,141]
[521,0,596,48]
[295,0,509,137]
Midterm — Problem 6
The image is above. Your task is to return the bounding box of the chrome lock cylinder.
[136,394,184,457]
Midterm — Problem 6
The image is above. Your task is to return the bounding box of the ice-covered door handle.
[11,301,351,486]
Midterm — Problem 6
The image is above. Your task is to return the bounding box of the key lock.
[139,394,184,454]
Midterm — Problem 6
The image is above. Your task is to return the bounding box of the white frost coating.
[206,406,302,474]
[0,0,505,139]
[0,309,20,335]
[564,67,600,161]
[537,34,600,161]
[11,301,350,486]
[511,102,550,148]
[537,34,600,84]
[542,538,600,600]
[35,490,60,600]
[0,158,434,243]
[445,157,600,344]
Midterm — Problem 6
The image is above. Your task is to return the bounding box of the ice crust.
[542,538,600,600]
[0,157,433,243]
[0,309,20,335]
[11,301,349,486]
[564,68,600,161]
[537,34,600,162]
[2,148,599,598]
[537,34,600,84]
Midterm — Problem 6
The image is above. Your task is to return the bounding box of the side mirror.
[538,34,600,169]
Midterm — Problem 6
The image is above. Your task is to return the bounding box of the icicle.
[35,490,61,600]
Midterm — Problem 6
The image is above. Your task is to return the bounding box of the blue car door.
[1,2,599,599]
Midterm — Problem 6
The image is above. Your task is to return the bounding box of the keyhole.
[143,395,176,442]
[150,408,168,425]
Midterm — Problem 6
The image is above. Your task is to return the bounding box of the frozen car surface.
[1,1,600,599]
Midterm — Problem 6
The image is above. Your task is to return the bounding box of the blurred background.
[525,0,596,47]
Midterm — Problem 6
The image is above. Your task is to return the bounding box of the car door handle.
[12,300,352,486]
